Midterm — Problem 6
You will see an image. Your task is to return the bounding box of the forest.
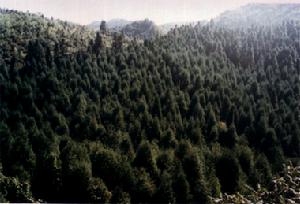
[0,6,300,203]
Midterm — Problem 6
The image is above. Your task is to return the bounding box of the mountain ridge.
[0,4,300,203]
[89,19,132,31]
[215,3,300,27]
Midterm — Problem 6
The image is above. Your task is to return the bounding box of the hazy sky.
[0,0,300,25]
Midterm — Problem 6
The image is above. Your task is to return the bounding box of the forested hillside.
[0,6,300,203]
[216,3,300,27]
[121,19,160,39]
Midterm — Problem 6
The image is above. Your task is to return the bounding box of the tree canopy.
[0,8,299,203]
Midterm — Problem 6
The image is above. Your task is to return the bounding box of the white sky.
[0,0,300,25]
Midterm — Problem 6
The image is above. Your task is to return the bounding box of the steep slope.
[215,3,300,27]
[1,7,300,203]
[0,8,94,61]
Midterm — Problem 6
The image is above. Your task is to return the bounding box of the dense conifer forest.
[0,5,300,203]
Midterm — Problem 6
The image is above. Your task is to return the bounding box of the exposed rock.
[213,165,300,204]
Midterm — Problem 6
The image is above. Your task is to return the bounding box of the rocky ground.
[213,165,300,204]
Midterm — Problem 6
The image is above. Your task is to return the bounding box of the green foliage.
[110,187,131,203]
[133,168,156,202]
[238,145,254,177]
[219,123,238,148]
[160,128,177,148]
[87,177,112,203]
[155,171,175,203]
[216,151,241,193]
[60,140,92,202]
[252,154,273,188]
[0,8,300,203]
[134,141,158,177]
[173,169,192,202]
[91,147,135,191]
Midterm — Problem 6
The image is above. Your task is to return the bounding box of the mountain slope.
[121,19,161,39]
[0,8,94,60]
[215,3,300,27]
[1,6,300,203]
[89,20,200,36]
[89,19,161,39]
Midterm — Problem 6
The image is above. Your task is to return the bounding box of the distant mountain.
[121,19,161,39]
[159,21,198,34]
[215,3,300,27]
[1,7,300,204]
[89,19,199,37]
[106,19,132,29]
[89,19,132,31]
[88,19,160,39]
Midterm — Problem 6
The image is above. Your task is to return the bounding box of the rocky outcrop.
[213,165,300,204]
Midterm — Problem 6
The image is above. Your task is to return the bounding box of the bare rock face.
[213,165,300,204]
